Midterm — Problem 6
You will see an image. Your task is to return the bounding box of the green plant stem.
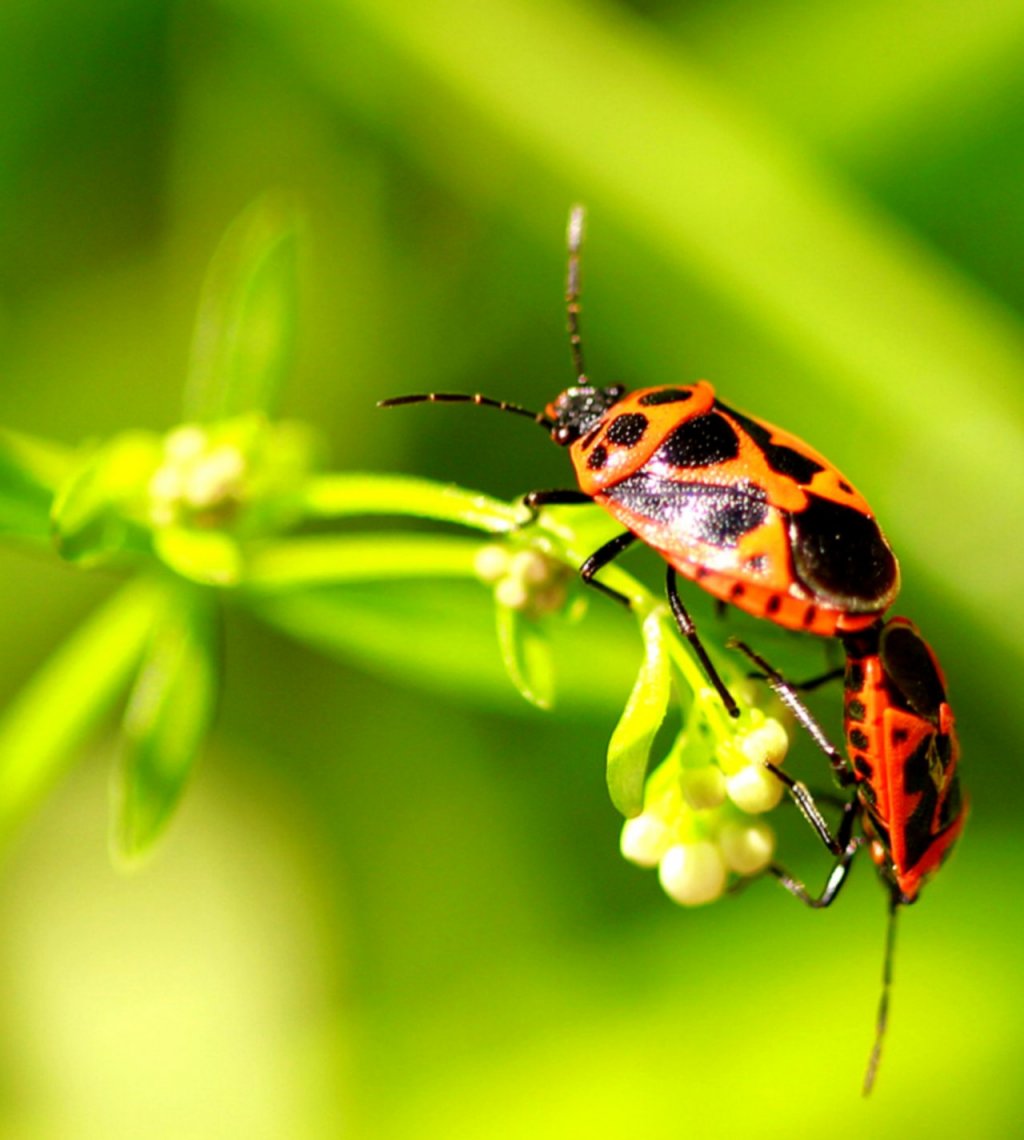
[244,534,482,590]
[302,473,522,532]
[297,472,737,732]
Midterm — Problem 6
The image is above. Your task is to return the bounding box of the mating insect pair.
[380,206,965,1092]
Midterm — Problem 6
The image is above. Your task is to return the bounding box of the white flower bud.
[474,545,510,583]
[658,841,727,906]
[680,765,727,811]
[718,820,775,875]
[495,576,528,611]
[725,764,785,813]
[739,719,788,768]
[508,549,550,585]
[163,425,207,463]
[620,814,674,868]
[183,445,245,508]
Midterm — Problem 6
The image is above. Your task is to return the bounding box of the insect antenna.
[566,204,588,383]
[378,391,553,431]
[863,889,901,1096]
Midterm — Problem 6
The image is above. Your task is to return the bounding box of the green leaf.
[50,433,160,565]
[0,428,71,541]
[495,604,556,711]
[606,611,672,818]
[113,584,220,864]
[153,526,244,586]
[184,193,303,422]
[249,581,640,716]
[0,580,158,836]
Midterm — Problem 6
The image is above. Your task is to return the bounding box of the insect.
[380,207,900,717]
[732,617,966,1093]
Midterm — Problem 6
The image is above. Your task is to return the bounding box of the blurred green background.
[2,0,1023,1136]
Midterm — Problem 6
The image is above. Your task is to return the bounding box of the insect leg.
[520,488,594,524]
[665,567,740,718]
[769,798,862,907]
[577,531,638,607]
[729,639,854,788]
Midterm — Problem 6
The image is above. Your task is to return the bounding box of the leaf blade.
[113,585,220,863]
[0,580,158,835]
[184,194,303,422]
[606,611,672,818]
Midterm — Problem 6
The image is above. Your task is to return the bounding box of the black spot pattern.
[639,388,693,406]
[789,494,898,607]
[655,413,740,468]
[847,698,866,722]
[891,727,910,745]
[714,399,825,485]
[845,662,865,692]
[606,413,648,447]
[765,595,782,615]
[854,755,874,781]
[849,727,870,750]
[604,473,768,549]
[587,444,608,471]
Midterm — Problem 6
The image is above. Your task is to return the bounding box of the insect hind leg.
[666,567,740,718]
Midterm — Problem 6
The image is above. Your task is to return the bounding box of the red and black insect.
[733,617,966,1092]
[380,207,900,717]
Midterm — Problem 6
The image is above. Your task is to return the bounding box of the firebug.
[380,207,900,717]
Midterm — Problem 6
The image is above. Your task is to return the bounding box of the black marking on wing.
[604,472,768,548]
[789,494,898,608]
[714,399,825,485]
[654,413,740,468]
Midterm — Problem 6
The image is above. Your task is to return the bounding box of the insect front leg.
[729,639,854,789]
[520,488,594,526]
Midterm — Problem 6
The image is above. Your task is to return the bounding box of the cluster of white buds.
[147,424,248,529]
[474,543,574,619]
[620,711,789,905]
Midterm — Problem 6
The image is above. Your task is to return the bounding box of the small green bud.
[680,764,727,811]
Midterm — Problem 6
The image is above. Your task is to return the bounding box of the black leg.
[768,840,861,908]
[729,639,854,789]
[769,792,862,907]
[578,531,638,607]
[665,567,739,718]
[520,488,594,525]
[764,767,858,855]
[791,666,845,692]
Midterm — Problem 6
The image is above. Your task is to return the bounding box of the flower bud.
[658,841,727,906]
[680,765,727,811]
[718,820,775,875]
[473,544,510,583]
[620,814,674,868]
[739,719,788,768]
[725,764,785,814]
